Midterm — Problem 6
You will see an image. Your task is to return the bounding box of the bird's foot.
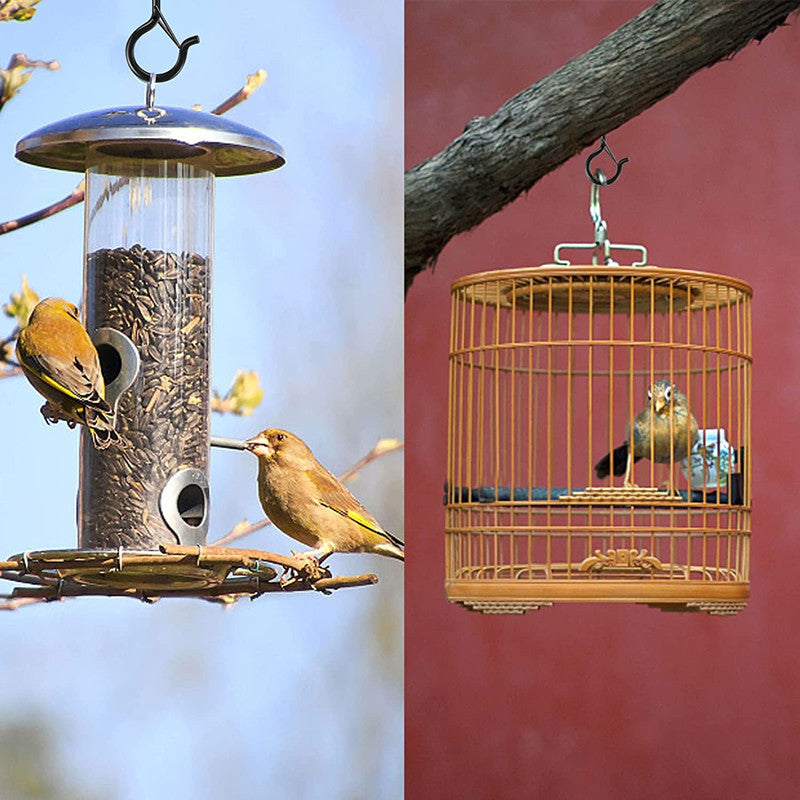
[40,402,60,425]
[622,479,639,489]
[40,402,76,428]
[279,550,332,588]
[658,481,682,499]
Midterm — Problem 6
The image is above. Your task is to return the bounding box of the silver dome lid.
[16,105,285,177]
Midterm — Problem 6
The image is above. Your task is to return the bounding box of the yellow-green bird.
[244,428,404,563]
[16,297,119,449]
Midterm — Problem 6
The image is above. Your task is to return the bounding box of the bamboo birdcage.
[445,258,752,615]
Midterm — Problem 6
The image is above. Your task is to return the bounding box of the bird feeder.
[17,93,283,554]
[445,153,752,615]
[0,4,382,605]
[2,8,282,596]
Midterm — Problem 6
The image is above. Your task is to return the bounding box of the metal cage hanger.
[551,136,646,267]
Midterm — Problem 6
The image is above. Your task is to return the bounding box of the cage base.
[0,545,378,607]
[446,578,749,615]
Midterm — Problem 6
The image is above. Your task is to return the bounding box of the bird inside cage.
[594,379,699,494]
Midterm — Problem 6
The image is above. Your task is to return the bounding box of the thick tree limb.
[405,0,800,292]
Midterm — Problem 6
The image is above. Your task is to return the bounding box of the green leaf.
[0,52,58,110]
[0,0,41,22]
[219,370,264,416]
[4,274,39,328]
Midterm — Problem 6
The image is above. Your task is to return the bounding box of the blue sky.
[0,2,402,797]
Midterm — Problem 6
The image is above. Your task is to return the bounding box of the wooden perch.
[0,543,379,608]
[405,0,800,292]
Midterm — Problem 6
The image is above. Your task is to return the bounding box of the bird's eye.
[647,389,652,400]
[276,433,285,442]
[665,386,672,402]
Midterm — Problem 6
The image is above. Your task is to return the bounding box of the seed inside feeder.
[78,244,210,549]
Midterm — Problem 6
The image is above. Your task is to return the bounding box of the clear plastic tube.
[78,158,213,549]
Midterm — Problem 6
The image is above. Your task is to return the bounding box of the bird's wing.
[19,351,108,410]
[309,468,405,548]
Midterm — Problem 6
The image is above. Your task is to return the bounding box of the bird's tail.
[84,406,120,450]
[374,527,404,561]
[595,444,637,478]
[373,540,404,561]
[318,500,405,562]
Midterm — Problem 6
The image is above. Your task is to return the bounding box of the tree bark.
[405,0,800,293]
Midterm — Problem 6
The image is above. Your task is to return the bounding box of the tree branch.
[210,69,267,115]
[404,0,800,292]
[0,180,84,235]
[337,438,403,483]
[0,52,58,110]
[210,518,270,547]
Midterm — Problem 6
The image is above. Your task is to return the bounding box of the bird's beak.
[655,399,666,414]
[244,436,273,456]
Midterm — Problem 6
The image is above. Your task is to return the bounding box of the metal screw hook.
[125,0,200,83]
[585,135,629,186]
[589,169,616,265]
[589,172,605,228]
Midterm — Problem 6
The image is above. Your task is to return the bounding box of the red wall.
[405,3,800,798]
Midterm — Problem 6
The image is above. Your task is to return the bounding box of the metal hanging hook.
[585,135,629,186]
[125,0,200,83]
[589,169,612,265]
[589,172,604,229]
[552,143,646,267]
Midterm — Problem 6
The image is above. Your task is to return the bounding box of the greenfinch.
[244,428,404,563]
[16,297,119,449]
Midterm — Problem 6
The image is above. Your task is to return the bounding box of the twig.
[0,69,268,237]
[6,573,376,601]
[338,438,404,484]
[0,180,84,236]
[210,518,269,547]
[210,395,241,414]
[0,327,19,368]
[0,52,58,110]
[160,543,306,573]
[210,69,267,115]
[0,595,47,610]
[405,0,800,291]
[1,327,18,348]
[280,574,378,592]
[1,543,376,605]
[209,437,403,547]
